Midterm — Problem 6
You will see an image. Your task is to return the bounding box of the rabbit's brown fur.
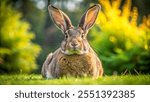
[41,4,103,79]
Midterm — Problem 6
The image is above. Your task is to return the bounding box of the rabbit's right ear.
[48,5,73,33]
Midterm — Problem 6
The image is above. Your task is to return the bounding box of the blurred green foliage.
[0,1,41,73]
[90,0,150,75]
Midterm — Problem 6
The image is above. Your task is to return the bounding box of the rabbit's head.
[48,4,100,55]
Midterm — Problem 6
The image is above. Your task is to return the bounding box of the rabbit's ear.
[78,4,100,32]
[48,5,73,32]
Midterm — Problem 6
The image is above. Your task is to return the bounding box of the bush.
[0,1,41,73]
[90,0,150,75]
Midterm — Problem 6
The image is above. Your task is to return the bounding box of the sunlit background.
[0,0,150,75]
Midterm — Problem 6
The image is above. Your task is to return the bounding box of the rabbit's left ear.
[78,4,101,32]
[48,5,73,32]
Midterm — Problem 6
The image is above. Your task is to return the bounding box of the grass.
[0,74,150,85]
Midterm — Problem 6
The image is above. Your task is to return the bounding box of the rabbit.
[41,4,103,79]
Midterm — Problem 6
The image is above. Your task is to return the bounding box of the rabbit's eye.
[65,35,68,39]
[81,34,84,38]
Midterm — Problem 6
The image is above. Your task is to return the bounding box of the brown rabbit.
[41,4,103,79]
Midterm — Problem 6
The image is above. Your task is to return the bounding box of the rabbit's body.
[42,4,103,79]
[42,47,103,78]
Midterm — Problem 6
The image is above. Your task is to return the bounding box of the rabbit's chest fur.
[57,53,94,77]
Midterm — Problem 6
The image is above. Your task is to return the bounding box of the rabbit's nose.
[70,40,79,48]
[70,38,79,48]
[71,42,78,47]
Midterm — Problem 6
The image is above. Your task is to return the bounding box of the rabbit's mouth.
[69,49,80,54]
[61,49,88,55]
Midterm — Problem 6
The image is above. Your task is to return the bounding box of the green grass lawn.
[0,74,150,85]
